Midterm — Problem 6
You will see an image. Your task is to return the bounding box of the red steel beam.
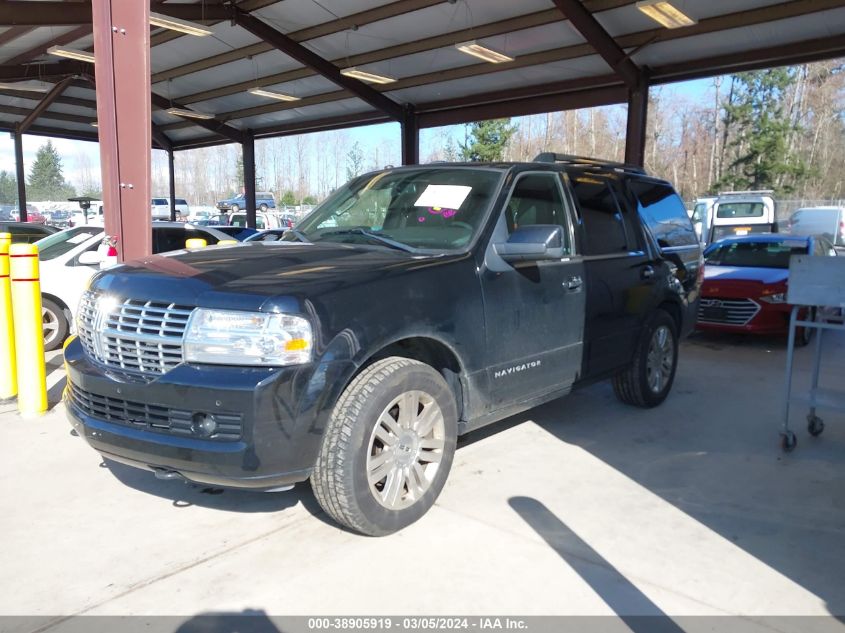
[17,75,75,133]
[92,0,152,261]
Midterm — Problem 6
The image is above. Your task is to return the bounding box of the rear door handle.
[641,265,655,280]
[565,275,583,291]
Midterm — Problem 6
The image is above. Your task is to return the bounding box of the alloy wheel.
[646,325,674,394]
[366,390,446,510]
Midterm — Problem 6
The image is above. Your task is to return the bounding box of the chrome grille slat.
[77,291,193,376]
[698,297,761,326]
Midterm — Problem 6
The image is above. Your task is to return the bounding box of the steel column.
[91,0,152,261]
[13,129,26,222]
[168,149,176,222]
[401,108,419,165]
[624,80,648,167]
[242,131,256,229]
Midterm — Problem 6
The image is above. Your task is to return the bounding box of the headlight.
[184,309,312,366]
[760,292,787,304]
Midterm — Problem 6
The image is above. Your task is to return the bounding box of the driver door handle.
[641,265,655,280]
[565,275,583,291]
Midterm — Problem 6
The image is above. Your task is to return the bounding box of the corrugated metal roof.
[0,0,842,149]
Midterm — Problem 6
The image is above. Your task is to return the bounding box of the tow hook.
[152,468,185,481]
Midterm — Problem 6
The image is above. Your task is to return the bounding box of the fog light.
[191,413,217,437]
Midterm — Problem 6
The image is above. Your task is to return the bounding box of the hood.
[703,265,788,286]
[90,242,452,311]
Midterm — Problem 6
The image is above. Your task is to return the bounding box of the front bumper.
[64,337,354,490]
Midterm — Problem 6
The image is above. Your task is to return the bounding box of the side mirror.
[494,225,566,262]
[77,251,102,266]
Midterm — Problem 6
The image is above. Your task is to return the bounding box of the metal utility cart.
[781,255,845,452]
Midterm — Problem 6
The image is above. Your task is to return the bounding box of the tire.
[795,307,816,347]
[311,357,458,536]
[230,204,240,213]
[259,203,268,211]
[42,297,68,351]
[613,309,679,408]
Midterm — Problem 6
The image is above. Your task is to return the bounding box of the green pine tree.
[717,69,806,194]
[27,141,76,200]
[280,190,297,206]
[0,171,17,204]
[459,119,516,162]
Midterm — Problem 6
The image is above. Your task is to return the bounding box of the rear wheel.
[42,298,68,351]
[230,204,240,213]
[259,203,268,211]
[613,309,678,408]
[311,357,457,536]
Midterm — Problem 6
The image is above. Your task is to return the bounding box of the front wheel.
[259,203,268,211]
[230,204,240,213]
[613,309,679,408]
[311,357,457,536]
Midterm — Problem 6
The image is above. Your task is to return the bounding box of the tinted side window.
[570,176,627,255]
[629,180,698,248]
[154,228,190,253]
[505,173,571,254]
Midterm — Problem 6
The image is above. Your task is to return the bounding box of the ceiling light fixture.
[455,41,514,64]
[636,0,696,28]
[166,107,215,120]
[0,80,51,93]
[339,67,396,85]
[47,46,95,63]
[247,87,300,102]
[149,12,214,37]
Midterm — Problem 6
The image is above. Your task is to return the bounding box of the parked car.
[696,234,836,345]
[64,154,702,536]
[216,191,275,212]
[229,211,284,230]
[46,209,73,229]
[0,221,59,243]
[244,229,289,242]
[151,197,189,221]
[786,206,845,246]
[709,190,777,243]
[0,204,14,221]
[35,223,231,350]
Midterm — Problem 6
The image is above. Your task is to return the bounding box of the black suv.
[64,154,702,535]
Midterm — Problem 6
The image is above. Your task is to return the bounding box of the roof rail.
[533,152,646,175]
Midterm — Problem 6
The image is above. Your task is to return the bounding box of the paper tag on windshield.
[414,185,472,210]
[68,232,95,244]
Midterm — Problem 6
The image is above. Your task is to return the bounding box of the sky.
[0,78,715,196]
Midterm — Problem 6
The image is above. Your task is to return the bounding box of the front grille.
[68,383,243,441]
[78,291,193,376]
[698,297,761,326]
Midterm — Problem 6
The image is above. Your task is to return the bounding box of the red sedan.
[696,235,836,345]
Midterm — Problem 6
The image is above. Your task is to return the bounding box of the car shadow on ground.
[102,459,327,520]
[466,335,845,616]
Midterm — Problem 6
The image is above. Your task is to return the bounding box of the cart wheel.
[781,431,798,452]
[807,415,825,437]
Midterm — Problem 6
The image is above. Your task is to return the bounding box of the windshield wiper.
[319,228,415,253]
[286,229,311,243]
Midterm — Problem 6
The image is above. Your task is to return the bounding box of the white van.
[151,197,190,221]
[692,196,716,243]
[709,191,777,243]
[787,206,845,246]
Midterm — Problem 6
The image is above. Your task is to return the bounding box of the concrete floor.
[1,331,844,627]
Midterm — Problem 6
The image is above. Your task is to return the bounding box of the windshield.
[716,202,765,219]
[705,240,807,269]
[287,168,503,251]
[35,226,101,261]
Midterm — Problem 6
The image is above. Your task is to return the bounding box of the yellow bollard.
[217,239,238,246]
[185,238,207,249]
[10,243,47,416]
[0,235,16,401]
